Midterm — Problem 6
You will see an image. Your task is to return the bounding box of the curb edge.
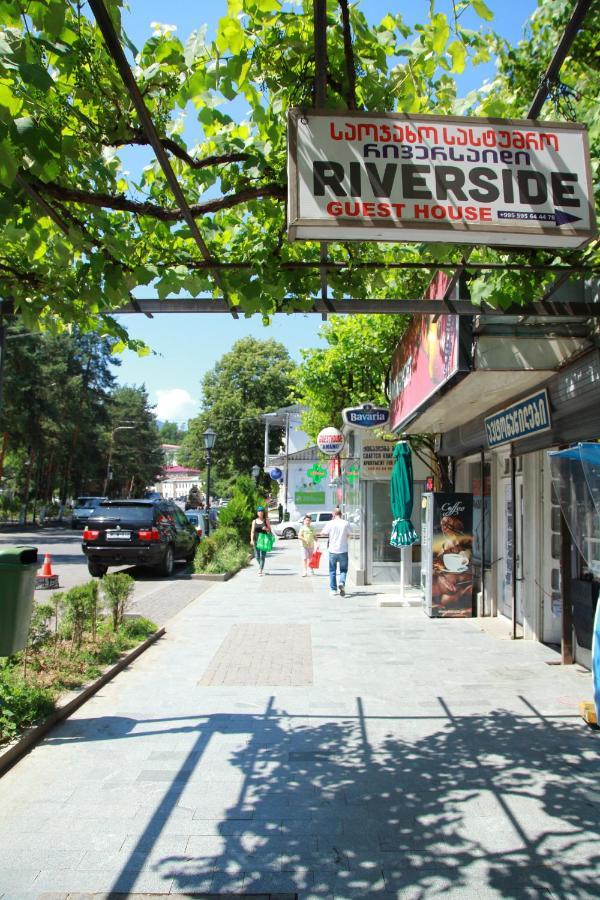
[0,626,166,778]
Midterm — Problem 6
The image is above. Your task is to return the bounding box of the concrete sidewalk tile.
[0,541,597,897]
[167,873,214,893]
[0,871,40,891]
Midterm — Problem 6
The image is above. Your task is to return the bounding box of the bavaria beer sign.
[342,403,390,429]
[288,110,595,249]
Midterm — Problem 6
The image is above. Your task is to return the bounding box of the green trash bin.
[0,546,38,656]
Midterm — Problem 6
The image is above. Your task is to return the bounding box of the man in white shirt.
[321,508,350,597]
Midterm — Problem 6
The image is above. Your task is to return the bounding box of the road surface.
[0,526,211,625]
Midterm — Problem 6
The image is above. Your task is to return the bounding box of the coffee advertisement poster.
[431,493,474,617]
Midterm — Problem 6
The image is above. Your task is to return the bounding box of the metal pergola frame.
[5,0,597,323]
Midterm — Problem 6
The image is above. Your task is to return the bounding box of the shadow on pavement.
[46,696,600,896]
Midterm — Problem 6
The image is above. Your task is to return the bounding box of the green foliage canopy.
[180,336,295,479]
[0,327,118,499]
[295,314,409,439]
[1,0,595,341]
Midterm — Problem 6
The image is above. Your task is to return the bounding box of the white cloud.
[154,388,198,424]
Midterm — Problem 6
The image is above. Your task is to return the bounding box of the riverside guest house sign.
[287,110,595,248]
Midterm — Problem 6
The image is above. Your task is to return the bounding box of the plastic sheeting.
[548,443,600,721]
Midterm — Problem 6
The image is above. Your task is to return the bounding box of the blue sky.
[114,0,539,425]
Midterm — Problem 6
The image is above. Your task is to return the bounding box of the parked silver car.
[71,496,107,530]
[272,511,334,540]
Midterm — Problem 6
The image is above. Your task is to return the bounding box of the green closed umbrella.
[390,441,418,547]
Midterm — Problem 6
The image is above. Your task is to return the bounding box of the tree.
[106,386,164,497]
[1,1,592,340]
[180,337,295,482]
[0,328,118,505]
[295,314,409,440]
[159,421,185,444]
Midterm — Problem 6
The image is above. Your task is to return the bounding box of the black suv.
[82,500,198,578]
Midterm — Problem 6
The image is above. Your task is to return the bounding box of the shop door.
[514,472,524,626]
[499,461,523,625]
[542,458,562,645]
[367,481,400,584]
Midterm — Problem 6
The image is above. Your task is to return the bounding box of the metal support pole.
[480,446,486,616]
[264,421,270,469]
[559,508,573,664]
[510,453,518,640]
[528,0,592,119]
[103,439,114,498]
[283,413,290,518]
[558,457,574,663]
[205,450,212,537]
[313,0,327,107]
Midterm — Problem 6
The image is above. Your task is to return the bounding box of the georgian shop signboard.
[288,110,595,248]
[360,441,395,480]
[485,389,552,449]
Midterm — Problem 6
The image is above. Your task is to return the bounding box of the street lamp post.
[203,427,217,536]
[103,425,134,497]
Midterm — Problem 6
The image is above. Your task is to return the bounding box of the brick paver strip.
[199,624,313,686]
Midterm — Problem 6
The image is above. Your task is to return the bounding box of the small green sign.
[307,463,327,484]
[295,490,326,505]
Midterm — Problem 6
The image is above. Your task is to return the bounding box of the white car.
[273,511,334,540]
[71,496,107,529]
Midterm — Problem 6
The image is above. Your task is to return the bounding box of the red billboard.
[388,272,466,432]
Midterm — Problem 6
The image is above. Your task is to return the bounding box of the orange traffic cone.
[37,553,59,589]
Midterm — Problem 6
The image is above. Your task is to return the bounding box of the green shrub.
[101,572,135,631]
[0,665,55,742]
[217,475,266,544]
[61,584,94,648]
[122,616,157,640]
[194,536,216,571]
[28,604,55,650]
[217,494,253,543]
[212,526,245,549]
[203,542,250,575]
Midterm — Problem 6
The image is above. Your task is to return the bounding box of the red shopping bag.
[308,548,322,569]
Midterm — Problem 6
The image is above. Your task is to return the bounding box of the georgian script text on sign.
[485,389,552,449]
[288,111,595,249]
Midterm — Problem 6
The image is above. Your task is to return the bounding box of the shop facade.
[342,426,432,586]
[387,278,600,665]
[443,350,600,666]
[266,445,339,521]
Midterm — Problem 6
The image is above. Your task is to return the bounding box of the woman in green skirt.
[250,506,273,575]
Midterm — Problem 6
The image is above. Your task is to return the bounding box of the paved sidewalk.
[0,542,599,898]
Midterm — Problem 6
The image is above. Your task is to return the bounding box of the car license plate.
[106,530,131,540]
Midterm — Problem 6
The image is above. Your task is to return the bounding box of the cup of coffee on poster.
[442,552,469,572]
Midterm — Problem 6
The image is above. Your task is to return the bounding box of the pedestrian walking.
[250,506,273,576]
[298,514,316,577]
[321,507,350,596]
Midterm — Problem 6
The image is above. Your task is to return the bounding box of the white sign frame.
[360,440,395,480]
[288,109,596,249]
[342,403,390,429]
[317,427,345,456]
